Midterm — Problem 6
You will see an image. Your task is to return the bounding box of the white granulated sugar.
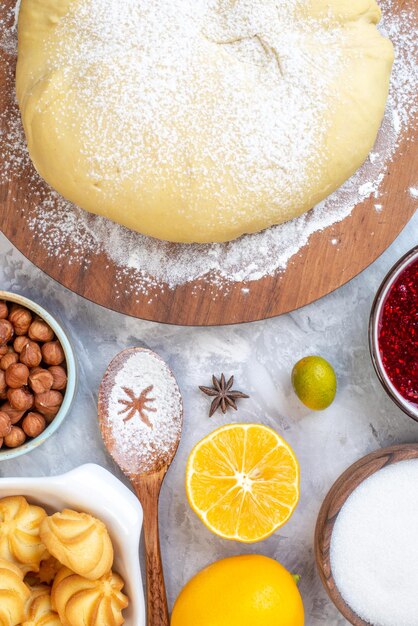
[330,459,418,626]
[106,351,183,475]
[410,187,418,198]
[0,0,416,293]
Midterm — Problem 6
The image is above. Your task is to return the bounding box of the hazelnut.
[22,412,46,438]
[29,368,53,394]
[5,363,30,388]
[48,366,67,391]
[4,426,26,448]
[8,306,32,336]
[34,390,63,420]
[0,320,14,346]
[0,412,11,438]
[0,350,19,371]
[0,301,8,320]
[13,336,30,353]
[41,341,65,366]
[7,387,34,412]
[0,346,8,356]
[28,320,54,342]
[0,438,3,448]
[0,370,6,395]
[0,401,26,424]
[20,341,42,368]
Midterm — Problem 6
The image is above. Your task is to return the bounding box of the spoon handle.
[132,469,170,626]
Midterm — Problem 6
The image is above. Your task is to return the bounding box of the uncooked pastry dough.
[16,0,393,243]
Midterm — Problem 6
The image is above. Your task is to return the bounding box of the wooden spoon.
[98,347,183,626]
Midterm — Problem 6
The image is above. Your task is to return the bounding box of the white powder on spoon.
[0,0,416,296]
[331,459,418,626]
[101,350,183,476]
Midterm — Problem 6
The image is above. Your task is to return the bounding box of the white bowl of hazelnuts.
[0,291,76,460]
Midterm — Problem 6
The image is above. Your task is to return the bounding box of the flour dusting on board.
[104,350,183,476]
[0,0,416,294]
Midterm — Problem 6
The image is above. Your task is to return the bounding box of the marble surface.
[0,214,417,625]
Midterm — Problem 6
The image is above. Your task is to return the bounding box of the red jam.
[378,257,418,409]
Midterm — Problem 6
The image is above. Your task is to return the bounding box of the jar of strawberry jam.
[369,246,418,421]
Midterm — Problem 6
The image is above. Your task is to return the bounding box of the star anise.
[199,374,249,417]
[118,385,156,428]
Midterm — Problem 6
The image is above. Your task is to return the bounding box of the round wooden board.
[1,0,417,326]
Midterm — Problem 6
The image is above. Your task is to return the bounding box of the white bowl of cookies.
[0,463,145,625]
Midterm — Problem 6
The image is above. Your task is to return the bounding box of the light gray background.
[0,214,417,624]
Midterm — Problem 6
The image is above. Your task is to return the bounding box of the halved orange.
[186,424,300,543]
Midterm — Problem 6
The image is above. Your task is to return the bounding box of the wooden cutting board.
[1,0,417,326]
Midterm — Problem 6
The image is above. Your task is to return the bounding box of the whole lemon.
[291,356,337,410]
[171,555,304,626]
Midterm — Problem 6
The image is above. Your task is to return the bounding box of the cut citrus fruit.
[186,424,300,543]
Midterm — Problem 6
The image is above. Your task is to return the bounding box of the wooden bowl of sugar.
[315,444,418,626]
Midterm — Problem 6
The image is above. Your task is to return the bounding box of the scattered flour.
[103,350,183,476]
[0,0,416,296]
[40,0,344,226]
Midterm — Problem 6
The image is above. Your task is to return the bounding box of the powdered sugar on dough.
[0,0,416,291]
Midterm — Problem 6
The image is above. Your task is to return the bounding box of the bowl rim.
[314,443,418,626]
[0,290,77,460]
[368,245,418,422]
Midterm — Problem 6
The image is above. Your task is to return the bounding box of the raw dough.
[16,0,393,243]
